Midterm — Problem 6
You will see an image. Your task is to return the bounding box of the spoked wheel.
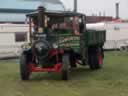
[20,54,31,80]
[61,54,70,80]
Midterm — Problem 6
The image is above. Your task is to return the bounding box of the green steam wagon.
[20,6,106,80]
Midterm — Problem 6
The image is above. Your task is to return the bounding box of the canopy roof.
[27,11,85,17]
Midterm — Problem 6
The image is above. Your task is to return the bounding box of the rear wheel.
[95,48,103,69]
[20,54,31,80]
[61,54,70,80]
[88,47,103,70]
[69,52,77,68]
[88,53,95,70]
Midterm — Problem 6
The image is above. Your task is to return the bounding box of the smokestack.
[74,0,77,13]
[116,3,120,19]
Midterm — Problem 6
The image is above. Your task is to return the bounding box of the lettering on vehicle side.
[58,36,80,47]
[59,43,79,47]
[58,36,80,44]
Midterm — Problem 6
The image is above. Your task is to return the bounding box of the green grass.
[0,52,128,96]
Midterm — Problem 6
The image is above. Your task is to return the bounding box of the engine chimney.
[116,3,120,19]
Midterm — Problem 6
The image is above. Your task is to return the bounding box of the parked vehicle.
[20,6,106,80]
[87,22,128,50]
[0,23,29,58]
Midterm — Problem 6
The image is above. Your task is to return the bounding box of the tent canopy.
[0,0,65,22]
[24,0,62,4]
[0,0,65,11]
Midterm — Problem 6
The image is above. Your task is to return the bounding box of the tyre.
[88,47,103,70]
[20,54,30,80]
[88,53,95,70]
[120,46,128,52]
[69,53,77,68]
[95,48,103,69]
[61,54,70,80]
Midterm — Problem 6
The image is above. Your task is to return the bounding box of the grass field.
[0,52,128,96]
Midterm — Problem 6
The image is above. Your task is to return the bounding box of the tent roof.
[0,0,65,22]
[0,0,65,11]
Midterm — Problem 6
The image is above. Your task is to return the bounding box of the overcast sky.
[0,0,127,19]
[61,0,128,19]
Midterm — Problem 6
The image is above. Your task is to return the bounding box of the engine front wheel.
[20,54,31,80]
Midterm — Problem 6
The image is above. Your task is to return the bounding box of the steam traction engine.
[20,6,106,80]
